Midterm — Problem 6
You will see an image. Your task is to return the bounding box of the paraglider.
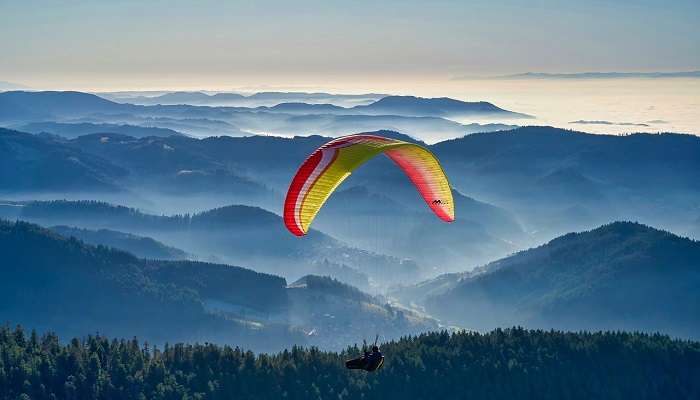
[283,133,454,236]
[345,335,384,372]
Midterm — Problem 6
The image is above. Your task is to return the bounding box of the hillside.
[0,128,126,192]
[69,132,260,178]
[287,275,438,348]
[3,124,700,277]
[0,91,134,122]
[12,124,700,269]
[0,219,298,351]
[1,327,698,400]
[388,271,470,307]
[0,129,275,207]
[432,126,700,238]
[0,220,436,351]
[354,95,531,118]
[70,132,327,190]
[433,127,700,195]
[420,222,700,338]
[16,121,185,138]
[312,174,524,271]
[67,132,275,205]
[58,126,700,240]
[49,225,189,260]
[1,200,423,287]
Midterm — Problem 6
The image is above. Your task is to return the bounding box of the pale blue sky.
[1,0,698,89]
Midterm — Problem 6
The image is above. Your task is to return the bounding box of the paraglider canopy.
[284,134,454,236]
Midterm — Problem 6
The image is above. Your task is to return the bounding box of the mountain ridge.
[354,95,531,118]
[16,121,186,138]
[417,221,700,338]
[1,199,424,287]
[49,225,190,260]
[0,219,437,351]
[0,91,521,142]
[0,127,127,192]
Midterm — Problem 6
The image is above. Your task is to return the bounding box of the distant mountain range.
[99,91,388,107]
[354,96,531,118]
[431,126,700,239]
[0,219,436,351]
[394,222,700,338]
[251,112,516,142]
[262,102,346,114]
[131,91,245,105]
[0,91,136,122]
[248,95,530,119]
[16,121,186,138]
[479,71,700,80]
[0,91,523,142]
[3,124,700,265]
[58,129,525,268]
[120,93,531,119]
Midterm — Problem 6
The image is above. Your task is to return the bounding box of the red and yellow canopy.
[284,134,454,236]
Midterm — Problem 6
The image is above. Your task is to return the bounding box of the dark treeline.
[1,326,699,400]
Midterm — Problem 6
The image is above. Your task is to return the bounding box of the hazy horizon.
[2,1,699,88]
[5,76,697,139]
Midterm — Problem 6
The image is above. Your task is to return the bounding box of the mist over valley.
[1,87,699,356]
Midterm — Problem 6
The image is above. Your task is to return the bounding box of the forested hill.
[421,222,700,337]
[48,225,189,261]
[0,219,436,351]
[0,200,422,285]
[0,219,295,351]
[1,326,698,400]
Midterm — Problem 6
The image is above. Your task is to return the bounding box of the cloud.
[569,120,650,127]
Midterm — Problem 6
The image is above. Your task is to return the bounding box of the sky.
[1,0,699,90]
